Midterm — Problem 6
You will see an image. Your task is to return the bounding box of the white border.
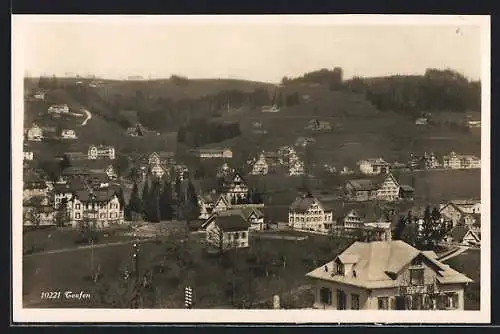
[12,14,491,324]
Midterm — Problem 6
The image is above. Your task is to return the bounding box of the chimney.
[324,265,328,272]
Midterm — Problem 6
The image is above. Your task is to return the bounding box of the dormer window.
[336,262,345,275]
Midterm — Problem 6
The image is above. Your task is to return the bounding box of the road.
[79,108,92,126]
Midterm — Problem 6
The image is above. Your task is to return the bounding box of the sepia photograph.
[11,15,490,323]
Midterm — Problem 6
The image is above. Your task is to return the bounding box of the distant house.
[202,214,250,250]
[439,200,481,229]
[306,240,473,310]
[26,123,43,141]
[443,152,480,169]
[88,145,115,160]
[48,104,70,114]
[289,159,305,176]
[345,173,401,202]
[422,152,441,169]
[399,185,415,200]
[198,195,215,220]
[126,123,146,137]
[69,189,124,228]
[466,120,481,128]
[216,162,234,178]
[340,166,355,175]
[415,117,428,125]
[288,195,334,234]
[357,158,390,175]
[305,119,332,131]
[61,129,77,139]
[150,164,168,179]
[444,224,480,247]
[207,207,265,231]
[53,183,75,209]
[250,153,269,176]
[23,195,55,227]
[33,90,46,100]
[190,148,233,159]
[148,151,175,166]
[261,105,280,113]
[220,172,249,204]
[23,178,49,201]
[23,151,34,161]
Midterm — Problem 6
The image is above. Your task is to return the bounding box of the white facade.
[288,198,334,233]
[23,151,34,160]
[70,195,124,228]
[376,174,400,201]
[26,124,43,141]
[289,159,305,176]
[443,152,480,169]
[61,129,77,139]
[251,154,269,175]
[262,105,280,113]
[358,158,390,175]
[195,149,233,159]
[205,221,249,250]
[48,104,70,114]
[88,145,116,160]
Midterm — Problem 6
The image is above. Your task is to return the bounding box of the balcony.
[399,283,435,295]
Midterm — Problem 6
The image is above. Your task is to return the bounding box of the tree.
[60,155,71,172]
[30,207,42,228]
[419,205,434,250]
[146,180,161,223]
[159,179,174,221]
[127,182,142,221]
[141,179,150,219]
[55,198,69,227]
[393,215,406,241]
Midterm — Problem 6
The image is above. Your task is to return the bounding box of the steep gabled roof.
[306,240,472,289]
[214,215,250,232]
[448,224,480,243]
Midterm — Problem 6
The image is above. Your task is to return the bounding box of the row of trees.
[125,176,200,223]
[393,205,450,250]
[282,67,344,90]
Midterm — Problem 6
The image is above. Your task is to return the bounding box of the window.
[76,204,80,210]
[410,268,425,285]
[412,294,423,310]
[100,213,105,219]
[241,232,246,239]
[319,287,332,305]
[75,213,81,219]
[444,293,459,309]
[351,294,360,310]
[336,262,344,275]
[336,289,347,310]
[378,297,389,310]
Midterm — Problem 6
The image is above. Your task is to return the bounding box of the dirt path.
[79,108,92,126]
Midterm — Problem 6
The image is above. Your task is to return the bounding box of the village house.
[443,224,480,247]
[220,172,250,205]
[205,207,265,232]
[288,195,334,234]
[190,148,233,159]
[295,136,316,148]
[88,145,116,160]
[305,119,332,131]
[33,90,46,100]
[335,205,393,241]
[340,166,355,175]
[357,158,391,175]
[289,159,305,176]
[306,240,473,310]
[216,162,234,178]
[261,105,280,113]
[23,195,55,227]
[422,152,441,169]
[48,104,70,114]
[415,117,428,126]
[202,214,250,250]
[466,120,481,128]
[443,152,480,169]
[53,183,76,209]
[439,200,481,229]
[148,151,175,166]
[23,176,49,201]
[198,195,215,220]
[250,153,269,176]
[345,173,402,202]
[126,123,146,137]
[69,189,124,228]
[61,129,77,139]
[399,185,416,200]
[23,151,34,161]
[25,123,43,141]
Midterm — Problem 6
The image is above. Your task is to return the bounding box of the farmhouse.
[261,105,280,113]
[148,151,175,166]
[345,173,402,202]
[203,214,250,250]
[439,200,481,229]
[220,172,249,204]
[306,240,473,310]
[216,162,234,178]
[442,152,480,169]
[289,159,305,176]
[88,145,116,160]
[288,194,334,234]
[206,207,265,231]
[69,189,124,228]
[190,148,233,159]
[357,158,390,175]
[26,123,43,141]
[61,129,77,139]
[443,225,480,247]
[23,151,34,161]
[48,104,70,114]
[250,153,269,176]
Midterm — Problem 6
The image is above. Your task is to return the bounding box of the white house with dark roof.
[61,129,77,139]
[202,214,250,250]
[288,195,334,234]
[357,158,391,175]
[306,240,473,310]
[69,190,124,228]
[26,123,43,141]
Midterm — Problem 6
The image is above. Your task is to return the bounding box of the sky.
[16,16,484,83]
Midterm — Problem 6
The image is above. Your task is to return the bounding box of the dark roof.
[214,215,249,232]
[262,206,289,223]
[400,185,415,192]
[347,179,378,191]
[448,225,476,242]
[74,189,116,202]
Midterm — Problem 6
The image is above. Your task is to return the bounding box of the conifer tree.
[141,179,150,220]
[146,180,161,223]
[159,178,174,220]
[127,182,142,221]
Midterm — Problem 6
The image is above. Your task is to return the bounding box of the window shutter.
[452,293,459,309]
[390,297,396,310]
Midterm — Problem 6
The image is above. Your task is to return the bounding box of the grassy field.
[23,232,352,308]
[444,249,481,310]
